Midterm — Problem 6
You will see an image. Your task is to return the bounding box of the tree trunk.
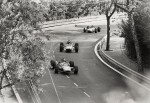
[129,12,143,72]
[106,17,110,51]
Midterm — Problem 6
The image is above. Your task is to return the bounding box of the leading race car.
[83,26,101,33]
[60,40,79,53]
[50,58,78,74]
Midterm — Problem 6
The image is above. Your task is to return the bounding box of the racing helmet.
[61,58,66,62]
[67,40,71,44]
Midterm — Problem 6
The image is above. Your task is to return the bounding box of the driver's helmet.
[61,58,66,62]
[67,40,71,44]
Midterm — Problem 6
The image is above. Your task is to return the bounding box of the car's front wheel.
[50,60,56,69]
[74,66,78,74]
[75,43,79,53]
[95,28,97,33]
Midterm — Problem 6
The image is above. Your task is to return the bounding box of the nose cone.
[63,66,71,72]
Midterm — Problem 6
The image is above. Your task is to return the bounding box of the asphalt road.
[38,18,131,103]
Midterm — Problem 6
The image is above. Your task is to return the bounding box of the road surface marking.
[48,70,62,103]
[66,75,70,78]
[57,86,66,88]
[53,55,55,58]
[83,92,90,98]
[40,83,52,86]
[53,51,55,54]
[73,83,78,87]
[57,86,86,89]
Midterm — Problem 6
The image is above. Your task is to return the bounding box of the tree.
[63,0,83,19]
[115,0,144,72]
[99,0,117,51]
[0,0,45,90]
[46,0,98,20]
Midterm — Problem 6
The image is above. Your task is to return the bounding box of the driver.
[60,58,67,66]
[67,40,71,44]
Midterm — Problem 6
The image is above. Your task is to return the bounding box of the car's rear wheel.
[60,42,64,52]
[50,60,56,69]
[69,61,74,67]
[83,28,86,32]
[97,27,101,32]
[74,66,78,74]
[75,43,79,53]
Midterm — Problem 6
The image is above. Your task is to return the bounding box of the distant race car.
[83,26,101,33]
[60,40,79,53]
[50,58,78,74]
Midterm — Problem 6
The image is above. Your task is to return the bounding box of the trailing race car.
[83,26,101,33]
[60,40,79,53]
[50,58,78,74]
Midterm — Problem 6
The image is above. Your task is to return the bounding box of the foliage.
[102,0,117,16]
[119,20,136,60]
[0,0,45,89]
[119,3,150,67]
[44,0,101,20]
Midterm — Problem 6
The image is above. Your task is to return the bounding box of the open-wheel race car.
[60,40,79,53]
[83,26,101,33]
[50,58,78,74]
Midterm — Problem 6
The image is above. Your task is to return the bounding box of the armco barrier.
[27,80,42,103]
[42,15,104,25]
[41,15,105,29]
[95,36,150,91]
[6,72,23,103]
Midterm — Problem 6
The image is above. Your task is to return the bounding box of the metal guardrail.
[6,72,23,103]
[5,67,41,103]
[41,15,105,29]
[42,15,104,25]
[27,80,42,103]
[101,49,150,83]
[95,35,150,91]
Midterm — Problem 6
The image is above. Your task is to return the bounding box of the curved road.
[38,19,131,103]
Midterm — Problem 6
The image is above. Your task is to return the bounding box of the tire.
[95,28,97,33]
[60,42,64,52]
[75,43,79,53]
[83,28,86,32]
[74,66,78,74]
[54,66,59,74]
[50,60,56,69]
[69,61,74,67]
[97,27,101,32]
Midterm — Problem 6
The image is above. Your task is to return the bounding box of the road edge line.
[48,68,62,103]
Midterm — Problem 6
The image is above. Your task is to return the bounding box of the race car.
[83,26,101,33]
[60,40,79,53]
[50,58,78,74]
